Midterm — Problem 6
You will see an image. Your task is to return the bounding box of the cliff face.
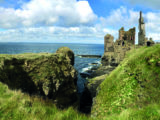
[0,47,77,107]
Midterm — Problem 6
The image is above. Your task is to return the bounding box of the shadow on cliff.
[0,58,40,95]
[79,87,93,114]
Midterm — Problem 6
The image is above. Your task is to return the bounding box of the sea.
[0,43,104,93]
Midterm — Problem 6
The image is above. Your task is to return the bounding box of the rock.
[76,55,101,58]
[85,69,93,74]
[91,66,99,71]
[80,72,91,78]
[88,63,99,65]
[0,47,77,108]
[56,47,74,65]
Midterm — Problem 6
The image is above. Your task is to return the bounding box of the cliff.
[0,47,77,108]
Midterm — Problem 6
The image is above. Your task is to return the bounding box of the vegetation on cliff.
[0,82,89,120]
[0,47,77,108]
[92,44,160,119]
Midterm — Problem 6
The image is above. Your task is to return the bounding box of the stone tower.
[138,11,146,45]
[104,34,114,52]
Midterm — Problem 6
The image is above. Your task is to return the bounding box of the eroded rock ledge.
[0,47,77,108]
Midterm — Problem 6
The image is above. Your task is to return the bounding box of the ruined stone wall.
[102,34,116,66]
[119,27,135,46]
[102,27,135,66]
[104,34,114,52]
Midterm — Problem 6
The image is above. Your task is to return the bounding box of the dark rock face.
[0,47,77,108]
[79,87,92,114]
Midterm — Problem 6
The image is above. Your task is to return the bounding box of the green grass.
[0,82,90,120]
[0,53,52,60]
[92,44,160,119]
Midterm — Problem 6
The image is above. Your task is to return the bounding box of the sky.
[0,0,160,44]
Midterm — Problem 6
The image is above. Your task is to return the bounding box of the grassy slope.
[92,44,160,120]
[0,82,90,120]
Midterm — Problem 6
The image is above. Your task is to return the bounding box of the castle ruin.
[102,27,135,66]
[102,11,155,66]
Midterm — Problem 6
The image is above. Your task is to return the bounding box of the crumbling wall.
[102,27,135,66]
[102,34,117,66]
[118,27,135,46]
[104,34,114,52]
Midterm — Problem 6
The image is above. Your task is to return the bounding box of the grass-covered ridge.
[92,44,160,119]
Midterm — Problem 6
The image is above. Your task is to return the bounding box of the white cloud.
[99,7,139,29]
[0,0,97,28]
[0,26,104,43]
[125,0,160,9]
[145,12,160,32]
[97,7,138,41]
[0,7,21,28]
[144,12,160,41]
[1,4,160,43]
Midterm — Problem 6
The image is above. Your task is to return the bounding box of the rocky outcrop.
[0,47,77,108]
[56,47,75,66]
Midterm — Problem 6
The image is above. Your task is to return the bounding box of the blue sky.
[0,0,160,43]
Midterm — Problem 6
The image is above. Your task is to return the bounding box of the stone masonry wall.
[102,27,135,66]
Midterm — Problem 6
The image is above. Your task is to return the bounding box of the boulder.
[0,47,77,108]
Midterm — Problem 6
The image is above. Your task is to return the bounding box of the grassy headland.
[0,45,160,120]
[92,44,160,119]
